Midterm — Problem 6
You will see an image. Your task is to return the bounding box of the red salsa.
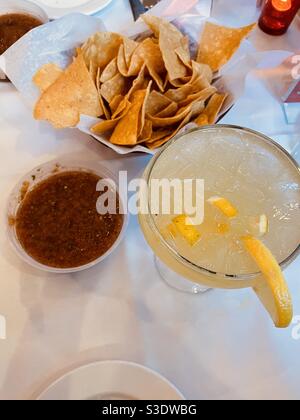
[0,13,43,55]
[15,171,123,269]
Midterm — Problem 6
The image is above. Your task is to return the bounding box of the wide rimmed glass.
[138,125,300,293]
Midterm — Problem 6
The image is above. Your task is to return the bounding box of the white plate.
[37,361,185,400]
[31,0,113,19]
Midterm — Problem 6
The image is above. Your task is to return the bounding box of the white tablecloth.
[0,0,299,400]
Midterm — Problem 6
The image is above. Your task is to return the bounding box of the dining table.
[0,0,299,400]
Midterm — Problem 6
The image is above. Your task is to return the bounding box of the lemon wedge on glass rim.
[242,235,293,329]
[163,195,293,328]
[207,193,293,329]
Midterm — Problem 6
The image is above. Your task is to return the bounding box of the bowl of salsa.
[0,0,48,78]
[7,158,128,273]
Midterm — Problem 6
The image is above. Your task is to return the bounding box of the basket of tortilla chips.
[0,0,256,154]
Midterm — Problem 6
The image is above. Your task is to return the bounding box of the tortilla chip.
[147,103,192,128]
[143,38,165,74]
[127,47,144,77]
[88,59,98,83]
[99,96,110,120]
[146,116,187,149]
[34,52,102,128]
[188,100,206,119]
[175,36,191,69]
[165,84,194,102]
[197,22,256,72]
[142,15,161,37]
[155,102,178,118]
[109,94,124,114]
[82,32,123,70]
[178,86,217,108]
[112,96,130,119]
[163,74,170,90]
[147,129,171,144]
[138,119,153,142]
[146,137,168,149]
[146,90,172,115]
[96,67,109,119]
[169,76,192,88]
[100,72,127,103]
[139,81,152,136]
[123,37,139,67]
[126,64,147,99]
[110,89,147,145]
[195,92,228,125]
[195,114,209,126]
[159,22,188,81]
[206,92,228,123]
[147,64,165,92]
[166,66,213,101]
[147,100,205,149]
[128,38,165,77]
[190,61,213,85]
[146,129,171,144]
[91,100,131,135]
[117,44,129,76]
[33,63,63,92]
[92,118,121,135]
[142,15,188,81]
[100,58,119,83]
[168,62,212,91]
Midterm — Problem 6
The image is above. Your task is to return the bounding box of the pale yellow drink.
[138,126,300,290]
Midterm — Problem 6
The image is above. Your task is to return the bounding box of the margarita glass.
[138,125,300,295]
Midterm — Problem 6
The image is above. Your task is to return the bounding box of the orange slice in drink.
[208,196,238,218]
[242,235,293,328]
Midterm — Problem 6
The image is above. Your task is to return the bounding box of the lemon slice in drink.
[217,222,230,234]
[208,196,238,218]
[166,223,178,239]
[242,235,293,328]
[172,215,201,246]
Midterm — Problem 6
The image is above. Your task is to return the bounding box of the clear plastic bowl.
[6,158,129,274]
[0,0,49,80]
[0,0,49,23]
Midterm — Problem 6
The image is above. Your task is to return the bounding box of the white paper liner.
[0,0,263,155]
